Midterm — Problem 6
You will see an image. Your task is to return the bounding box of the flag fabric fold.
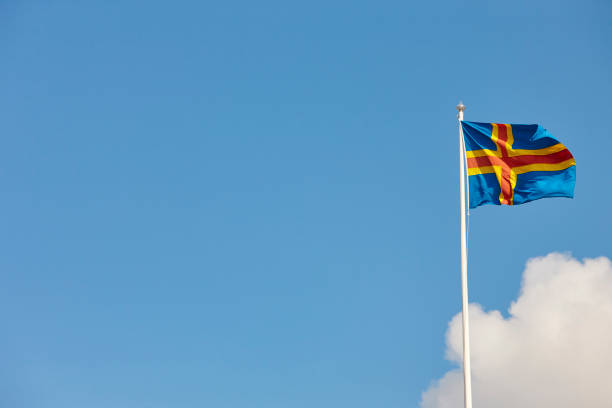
[461,121,576,209]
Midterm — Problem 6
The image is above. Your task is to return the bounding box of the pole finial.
[456,101,466,112]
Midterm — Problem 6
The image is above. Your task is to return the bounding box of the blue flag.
[462,121,576,209]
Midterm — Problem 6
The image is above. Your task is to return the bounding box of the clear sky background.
[0,1,611,407]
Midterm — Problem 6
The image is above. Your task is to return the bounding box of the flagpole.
[457,102,473,408]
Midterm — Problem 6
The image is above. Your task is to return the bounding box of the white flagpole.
[457,102,473,408]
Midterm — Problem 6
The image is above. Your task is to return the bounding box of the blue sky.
[0,1,611,407]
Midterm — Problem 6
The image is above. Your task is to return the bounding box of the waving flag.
[461,121,576,209]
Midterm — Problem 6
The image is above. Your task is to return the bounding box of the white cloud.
[421,253,612,408]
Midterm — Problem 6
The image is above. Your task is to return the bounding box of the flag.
[461,121,576,209]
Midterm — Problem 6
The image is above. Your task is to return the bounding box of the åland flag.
[461,121,576,209]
